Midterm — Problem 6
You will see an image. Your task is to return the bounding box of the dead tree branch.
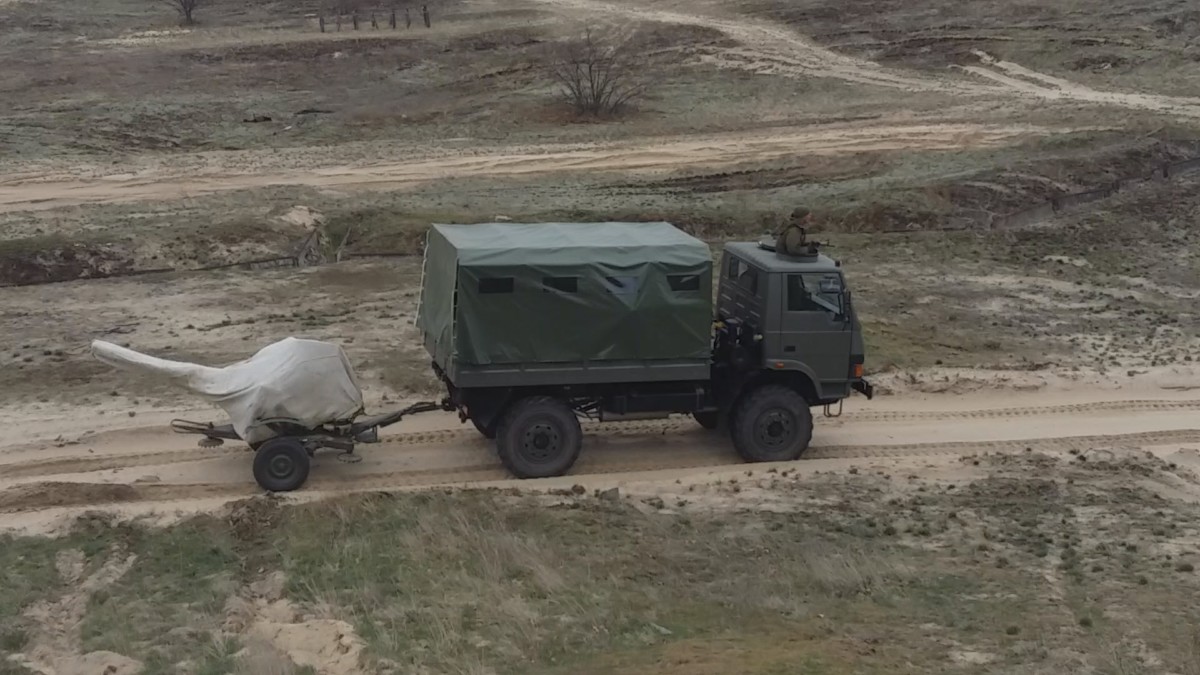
[161,0,202,25]
[548,28,647,117]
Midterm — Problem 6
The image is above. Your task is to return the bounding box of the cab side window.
[787,274,843,315]
[725,257,758,294]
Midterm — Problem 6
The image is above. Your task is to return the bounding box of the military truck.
[415,221,872,478]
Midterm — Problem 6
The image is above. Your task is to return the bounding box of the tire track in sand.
[3,428,1198,513]
[805,429,1200,460]
[531,0,1200,118]
[3,399,1197,479]
[0,122,1048,213]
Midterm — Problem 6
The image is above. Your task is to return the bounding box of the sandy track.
[537,0,977,93]
[3,391,1199,532]
[0,122,1049,213]
[958,50,1200,118]
[6,398,1200,480]
[533,0,1200,117]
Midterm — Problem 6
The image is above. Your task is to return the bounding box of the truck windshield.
[786,273,843,315]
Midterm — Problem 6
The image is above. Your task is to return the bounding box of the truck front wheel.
[496,396,582,478]
[730,385,813,463]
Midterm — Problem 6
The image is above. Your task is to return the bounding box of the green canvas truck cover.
[416,222,713,372]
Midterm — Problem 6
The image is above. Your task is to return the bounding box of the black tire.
[730,385,813,463]
[693,411,720,430]
[471,417,497,440]
[252,437,311,492]
[496,396,582,478]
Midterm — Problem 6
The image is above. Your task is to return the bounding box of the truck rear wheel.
[730,385,813,463]
[496,396,582,478]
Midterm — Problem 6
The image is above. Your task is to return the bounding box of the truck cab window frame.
[786,273,842,315]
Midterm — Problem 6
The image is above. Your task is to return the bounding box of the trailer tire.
[730,385,812,463]
[252,438,311,492]
[496,396,582,478]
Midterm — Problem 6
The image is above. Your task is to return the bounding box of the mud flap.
[852,379,874,400]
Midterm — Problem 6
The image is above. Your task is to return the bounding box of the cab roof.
[722,241,841,273]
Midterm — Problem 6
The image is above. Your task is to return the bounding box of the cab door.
[777,272,852,397]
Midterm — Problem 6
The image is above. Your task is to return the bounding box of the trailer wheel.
[693,411,720,430]
[496,396,582,478]
[730,385,813,463]
[252,438,311,492]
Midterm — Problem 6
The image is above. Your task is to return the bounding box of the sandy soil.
[533,0,1200,116]
[0,121,1056,213]
[2,381,1198,536]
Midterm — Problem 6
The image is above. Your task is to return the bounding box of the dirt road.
[0,122,1053,213]
[532,0,1200,117]
[3,386,1199,534]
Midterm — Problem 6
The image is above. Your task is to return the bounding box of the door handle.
[784,346,796,353]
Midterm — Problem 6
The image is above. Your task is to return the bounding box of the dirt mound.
[226,495,286,542]
[0,240,138,287]
[0,482,140,511]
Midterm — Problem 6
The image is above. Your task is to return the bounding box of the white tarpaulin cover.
[91,337,365,443]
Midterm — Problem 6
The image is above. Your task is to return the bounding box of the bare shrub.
[547,28,647,117]
[162,0,202,25]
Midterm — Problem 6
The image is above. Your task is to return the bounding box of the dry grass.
[5,455,1200,673]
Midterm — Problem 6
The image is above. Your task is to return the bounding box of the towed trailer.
[169,400,452,491]
[90,336,463,492]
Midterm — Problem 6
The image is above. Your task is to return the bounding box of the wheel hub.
[268,454,295,479]
[522,422,562,462]
[755,410,794,449]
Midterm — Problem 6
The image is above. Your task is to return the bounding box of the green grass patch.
[78,517,239,673]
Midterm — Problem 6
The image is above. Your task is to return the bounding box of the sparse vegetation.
[4,455,1200,673]
[548,27,648,117]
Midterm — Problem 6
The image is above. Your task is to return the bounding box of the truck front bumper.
[852,378,874,401]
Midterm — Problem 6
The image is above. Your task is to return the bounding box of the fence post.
[319,15,325,32]
[423,4,430,27]
[352,13,359,29]
[336,15,341,31]
[390,9,397,29]
[371,13,378,28]
[405,8,411,28]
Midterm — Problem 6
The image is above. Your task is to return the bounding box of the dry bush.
[547,27,647,117]
[162,0,202,25]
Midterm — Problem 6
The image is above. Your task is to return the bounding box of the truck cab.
[715,236,873,409]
